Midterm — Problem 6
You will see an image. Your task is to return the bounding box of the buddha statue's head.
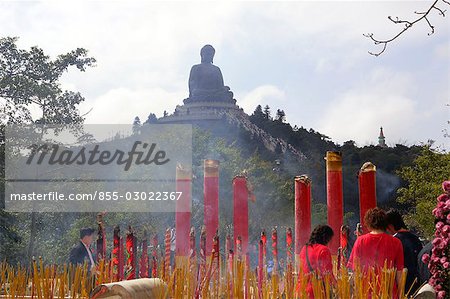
[200,45,215,64]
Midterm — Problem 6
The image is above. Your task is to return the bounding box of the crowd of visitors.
[70,208,430,298]
[299,207,428,298]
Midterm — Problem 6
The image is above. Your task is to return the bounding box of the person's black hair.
[306,224,334,246]
[386,209,407,230]
[80,227,95,239]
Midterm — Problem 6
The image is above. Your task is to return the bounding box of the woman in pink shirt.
[298,224,335,298]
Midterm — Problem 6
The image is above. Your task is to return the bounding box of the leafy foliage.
[397,147,450,238]
[0,37,96,125]
[144,113,158,124]
[0,36,95,263]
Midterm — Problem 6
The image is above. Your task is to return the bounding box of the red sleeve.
[318,247,333,273]
[394,239,404,270]
[347,238,360,270]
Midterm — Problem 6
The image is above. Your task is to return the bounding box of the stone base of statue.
[159,97,240,124]
[183,86,236,105]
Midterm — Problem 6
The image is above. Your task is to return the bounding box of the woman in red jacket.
[298,224,335,298]
[347,207,404,296]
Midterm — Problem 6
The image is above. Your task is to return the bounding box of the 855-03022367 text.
[9,191,183,201]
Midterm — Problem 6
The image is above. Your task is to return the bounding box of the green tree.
[1,37,95,125]
[275,109,286,122]
[263,105,271,119]
[396,146,450,238]
[252,105,264,118]
[132,116,141,135]
[144,113,158,124]
[0,36,95,262]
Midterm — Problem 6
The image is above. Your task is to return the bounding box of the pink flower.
[431,248,441,257]
[429,277,436,286]
[433,208,444,218]
[430,185,450,295]
[445,201,450,210]
[422,253,430,264]
[442,180,450,193]
[438,194,450,202]
[433,238,443,246]
[445,205,450,212]
[432,272,441,280]
[431,257,441,267]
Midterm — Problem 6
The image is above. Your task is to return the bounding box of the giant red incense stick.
[258,238,263,298]
[236,236,243,258]
[151,233,158,278]
[139,232,149,278]
[198,226,207,286]
[294,175,311,265]
[212,232,220,282]
[271,228,279,298]
[119,233,124,280]
[225,233,232,288]
[272,228,278,275]
[112,226,120,281]
[189,227,196,268]
[176,165,192,266]
[233,175,249,256]
[199,226,206,265]
[286,227,293,265]
[96,212,106,263]
[286,227,294,297]
[225,234,231,262]
[358,162,377,234]
[125,226,136,280]
[338,225,350,270]
[261,230,267,265]
[164,228,171,280]
[204,159,219,256]
[326,151,343,254]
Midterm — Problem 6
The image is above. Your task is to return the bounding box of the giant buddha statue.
[184,45,236,105]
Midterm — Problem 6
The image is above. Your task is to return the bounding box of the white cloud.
[239,85,285,115]
[319,94,418,146]
[82,87,184,124]
[318,68,421,145]
[434,41,450,60]
[315,58,332,73]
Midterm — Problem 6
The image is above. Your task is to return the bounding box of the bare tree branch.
[432,5,446,16]
[424,17,435,35]
[365,0,449,56]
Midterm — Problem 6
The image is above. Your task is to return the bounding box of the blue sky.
[1,1,449,148]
